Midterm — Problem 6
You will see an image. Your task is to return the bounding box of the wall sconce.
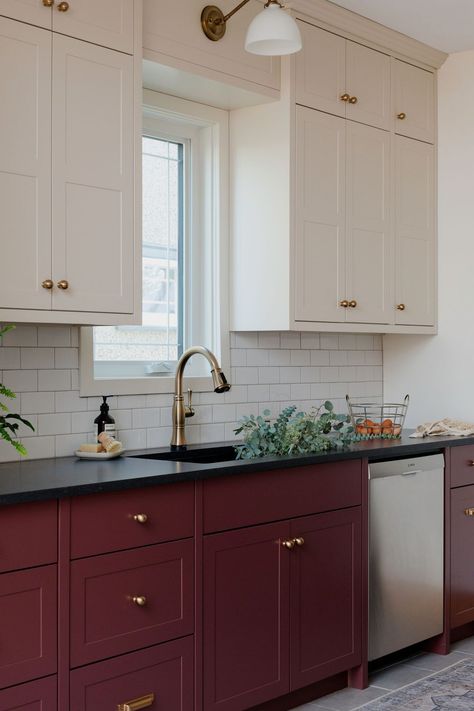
[201,0,302,55]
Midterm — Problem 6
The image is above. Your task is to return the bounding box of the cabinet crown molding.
[291,0,447,69]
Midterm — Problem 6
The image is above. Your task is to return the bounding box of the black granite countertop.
[0,432,472,505]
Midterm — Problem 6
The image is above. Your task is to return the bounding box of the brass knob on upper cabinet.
[349,96,358,104]
[340,93,350,102]
[464,508,474,517]
[349,300,357,308]
[57,280,69,290]
[133,513,148,524]
[396,303,406,311]
[282,539,295,550]
[42,279,54,290]
[397,112,407,120]
[340,300,349,308]
[57,1,69,10]
[43,0,54,6]
[294,537,305,547]
[132,596,147,607]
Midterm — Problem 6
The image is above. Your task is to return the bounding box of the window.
[79,90,229,396]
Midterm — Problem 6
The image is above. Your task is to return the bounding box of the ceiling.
[327,0,474,53]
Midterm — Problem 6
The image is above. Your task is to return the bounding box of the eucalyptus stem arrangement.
[0,325,34,455]
[234,401,354,460]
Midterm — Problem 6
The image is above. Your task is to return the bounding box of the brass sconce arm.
[201,0,281,41]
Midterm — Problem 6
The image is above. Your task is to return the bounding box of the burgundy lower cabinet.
[289,508,362,690]
[0,565,57,689]
[451,485,474,628]
[203,522,291,711]
[70,637,194,711]
[0,676,57,711]
[70,539,194,667]
[203,508,362,711]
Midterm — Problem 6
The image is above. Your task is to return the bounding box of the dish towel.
[410,418,474,438]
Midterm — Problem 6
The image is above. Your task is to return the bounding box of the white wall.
[384,51,474,427]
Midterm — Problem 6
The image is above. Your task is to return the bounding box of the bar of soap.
[79,443,104,453]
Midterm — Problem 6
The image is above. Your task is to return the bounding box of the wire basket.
[346,394,409,438]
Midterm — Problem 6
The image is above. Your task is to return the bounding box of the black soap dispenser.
[94,396,116,439]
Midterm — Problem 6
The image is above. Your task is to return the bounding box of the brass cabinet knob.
[396,303,406,311]
[57,1,70,10]
[42,279,54,290]
[340,93,350,102]
[57,280,69,290]
[349,96,358,104]
[464,508,474,517]
[43,0,54,6]
[132,595,147,607]
[133,513,148,524]
[470,461,474,467]
[397,112,407,120]
[339,300,349,308]
[349,300,357,308]
[117,693,156,711]
[294,537,305,547]
[282,539,295,550]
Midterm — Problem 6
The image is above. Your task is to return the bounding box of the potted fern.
[0,325,34,455]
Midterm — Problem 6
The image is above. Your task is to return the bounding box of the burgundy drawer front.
[70,637,194,711]
[451,446,474,488]
[70,482,194,559]
[0,566,57,689]
[203,461,362,533]
[0,501,57,573]
[70,539,194,667]
[0,676,57,711]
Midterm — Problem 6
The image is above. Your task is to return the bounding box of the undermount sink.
[129,445,238,465]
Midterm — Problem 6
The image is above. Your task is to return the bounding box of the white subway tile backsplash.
[0,325,383,461]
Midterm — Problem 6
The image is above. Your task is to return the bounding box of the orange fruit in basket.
[382,419,393,427]
[371,424,382,435]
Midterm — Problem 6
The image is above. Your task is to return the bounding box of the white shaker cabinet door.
[346,42,391,131]
[0,18,52,310]
[345,121,392,324]
[392,59,435,144]
[52,35,134,314]
[52,0,134,54]
[295,21,346,118]
[394,136,435,326]
[0,0,51,28]
[294,107,346,323]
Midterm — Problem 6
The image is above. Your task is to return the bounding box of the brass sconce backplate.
[201,5,227,41]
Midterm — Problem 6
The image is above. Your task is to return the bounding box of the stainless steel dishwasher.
[369,453,444,661]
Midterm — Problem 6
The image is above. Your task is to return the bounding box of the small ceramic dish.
[75,449,124,460]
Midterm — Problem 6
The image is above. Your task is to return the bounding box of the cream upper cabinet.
[345,122,392,324]
[52,0,134,54]
[0,0,51,28]
[295,21,390,130]
[0,17,52,310]
[295,107,346,323]
[295,22,346,118]
[394,136,435,326]
[392,59,435,143]
[52,35,134,315]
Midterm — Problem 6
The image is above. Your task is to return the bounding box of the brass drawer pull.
[470,461,474,467]
[57,1,70,10]
[349,96,358,104]
[294,537,305,547]
[43,0,54,6]
[397,112,407,120]
[465,508,474,517]
[118,693,155,711]
[349,299,357,308]
[397,303,406,311]
[282,539,295,550]
[132,595,147,607]
[57,279,69,290]
[133,513,148,524]
[340,300,349,308]
[340,93,350,102]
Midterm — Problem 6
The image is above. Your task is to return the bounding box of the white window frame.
[79,89,229,396]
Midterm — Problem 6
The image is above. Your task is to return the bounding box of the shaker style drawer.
[70,482,194,558]
[451,446,474,488]
[0,500,57,573]
[0,676,57,711]
[0,566,57,689]
[203,461,362,533]
[70,637,194,711]
[70,540,194,667]
[451,484,474,628]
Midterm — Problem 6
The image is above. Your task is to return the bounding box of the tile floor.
[294,637,474,711]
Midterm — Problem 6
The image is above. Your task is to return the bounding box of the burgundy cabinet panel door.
[451,485,474,628]
[70,482,194,559]
[0,676,57,711]
[70,539,194,666]
[451,446,474,488]
[70,637,193,711]
[290,508,362,690]
[203,522,291,711]
[0,566,57,689]
[0,501,57,573]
